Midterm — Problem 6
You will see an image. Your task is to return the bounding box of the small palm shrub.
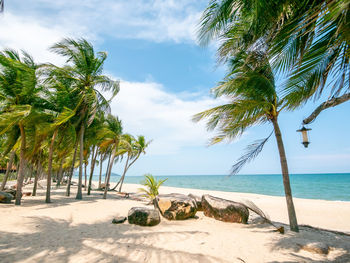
[138,174,167,209]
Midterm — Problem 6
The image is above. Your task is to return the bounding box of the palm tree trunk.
[32,160,41,196]
[117,154,130,192]
[0,150,15,191]
[76,123,85,200]
[84,161,87,191]
[15,124,26,205]
[272,118,299,232]
[56,158,64,187]
[46,129,58,203]
[66,140,78,197]
[87,145,97,195]
[103,149,116,199]
[98,153,103,189]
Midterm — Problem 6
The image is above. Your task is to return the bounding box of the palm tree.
[138,174,167,210]
[0,49,47,205]
[98,115,123,199]
[198,0,350,124]
[194,51,299,232]
[116,135,151,192]
[50,38,120,200]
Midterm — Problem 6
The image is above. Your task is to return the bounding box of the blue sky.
[1,0,349,175]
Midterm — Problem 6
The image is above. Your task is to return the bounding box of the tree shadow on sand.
[0,216,238,263]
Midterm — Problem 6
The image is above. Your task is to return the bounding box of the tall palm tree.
[0,49,47,205]
[194,51,299,232]
[50,38,120,200]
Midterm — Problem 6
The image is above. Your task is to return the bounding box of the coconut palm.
[198,0,350,124]
[193,51,299,232]
[50,38,120,200]
[98,115,123,199]
[0,49,48,205]
[116,135,151,192]
[138,174,167,209]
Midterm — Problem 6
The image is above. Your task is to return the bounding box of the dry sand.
[1,181,350,263]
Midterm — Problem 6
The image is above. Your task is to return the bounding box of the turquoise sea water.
[99,173,350,201]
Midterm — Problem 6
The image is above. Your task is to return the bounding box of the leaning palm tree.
[98,115,123,199]
[116,135,151,192]
[193,51,299,232]
[49,38,120,200]
[198,0,350,124]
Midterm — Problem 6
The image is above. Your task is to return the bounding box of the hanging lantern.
[296,126,311,148]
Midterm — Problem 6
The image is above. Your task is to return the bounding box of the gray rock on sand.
[4,189,16,200]
[158,193,197,220]
[112,216,127,224]
[202,194,249,223]
[0,191,14,203]
[300,242,330,255]
[188,194,203,211]
[128,207,160,226]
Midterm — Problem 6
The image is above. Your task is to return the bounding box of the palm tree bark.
[56,158,64,187]
[103,148,116,199]
[15,124,26,205]
[87,145,97,195]
[98,153,103,189]
[46,129,58,203]
[117,154,130,192]
[118,153,141,192]
[0,150,15,191]
[66,140,78,196]
[76,123,85,200]
[32,160,41,196]
[272,118,299,232]
[84,161,87,191]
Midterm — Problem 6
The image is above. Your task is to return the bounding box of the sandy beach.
[1,181,350,263]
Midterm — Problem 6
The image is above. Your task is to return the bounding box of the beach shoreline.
[1,181,350,262]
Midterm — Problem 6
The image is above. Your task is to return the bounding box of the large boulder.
[4,189,16,200]
[202,195,249,223]
[0,191,13,203]
[128,207,160,226]
[158,193,197,220]
[188,194,203,211]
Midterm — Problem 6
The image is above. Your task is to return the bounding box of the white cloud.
[0,12,88,65]
[4,0,204,44]
[110,80,219,155]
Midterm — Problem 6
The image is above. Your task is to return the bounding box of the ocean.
[89,173,350,201]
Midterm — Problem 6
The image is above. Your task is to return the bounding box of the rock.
[158,193,197,220]
[300,242,329,255]
[188,194,203,211]
[112,216,127,224]
[0,191,13,203]
[128,207,160,226]
[202,195,249,223]
[4,189,16,200]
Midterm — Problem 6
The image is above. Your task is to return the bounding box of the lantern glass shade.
[297,126,311,148]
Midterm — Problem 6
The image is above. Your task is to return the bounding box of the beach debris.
[188,194,203,211]
[202,195,249,223]
[300,242,330,255]
[240,200,284,234]
[112,216,127,224]
[157,193,197,220]
[0,191,13,203]
[128,207,160,226]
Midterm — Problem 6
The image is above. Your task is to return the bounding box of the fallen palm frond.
[241,199,284,234]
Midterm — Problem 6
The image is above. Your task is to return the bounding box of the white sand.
[1,181,350,263]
